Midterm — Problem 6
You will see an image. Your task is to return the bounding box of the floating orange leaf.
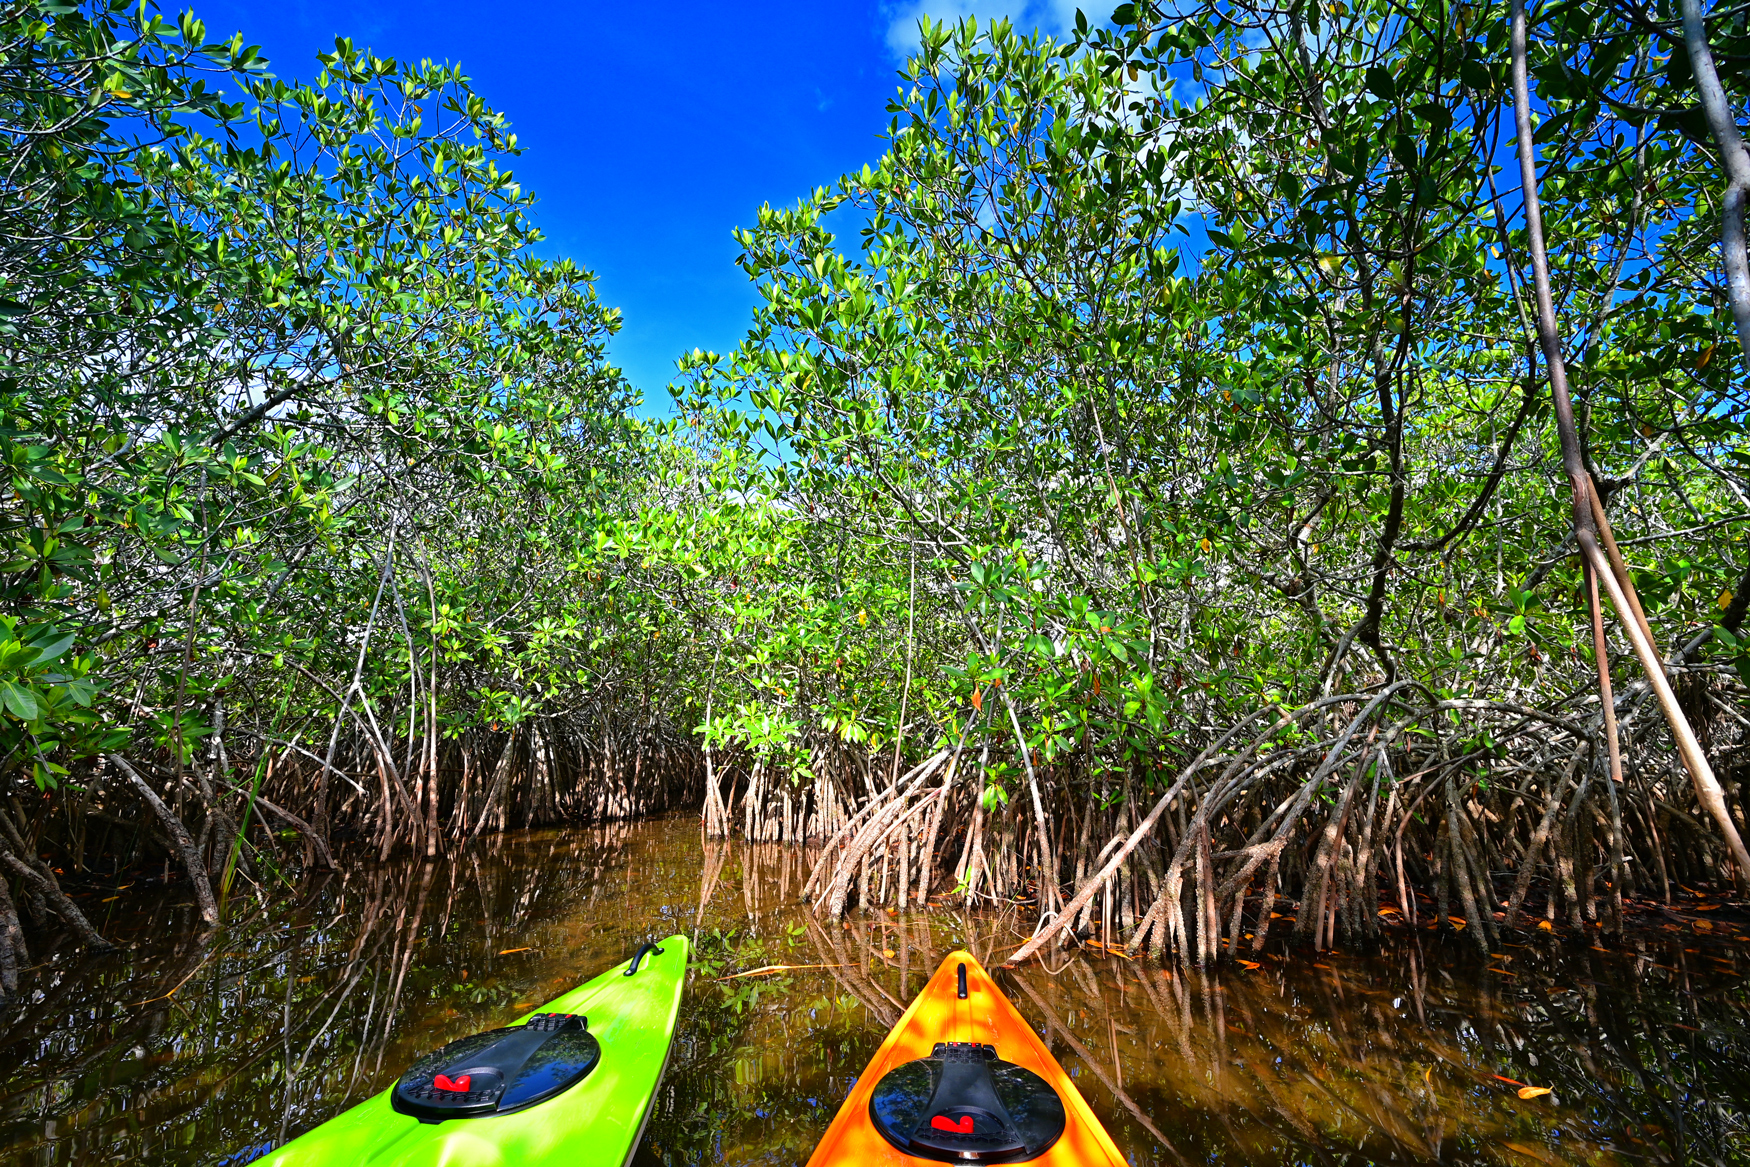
[880,949,896,958]
[1537,920,1554,932]
[1517,1085,1553,1100]
[1505,1140,1557,1164]
[1237,960,1261,970]
[498,947,531,955]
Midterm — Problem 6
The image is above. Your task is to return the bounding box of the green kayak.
[263,934,689,1167]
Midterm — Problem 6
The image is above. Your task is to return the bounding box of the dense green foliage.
[0,0,640,780]
[670,1,1750,790]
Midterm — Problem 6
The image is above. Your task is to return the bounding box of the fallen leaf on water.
[499,947,531,955]
[1537,920,1554,932]
[1517,1086,1553,1100]
[1448,916,1468,929]
[1487,967,1516,976]
[880,949,896,958]
[1492,1074,1527,1086]
[514,1003,535,1010]
[1312,962,1332,969]
[1238,960,1261,970]
[1694,920,1715,931]
[1082,940,1137,960]
[1505,1140,1557,1164]
[1269,912,1284,919]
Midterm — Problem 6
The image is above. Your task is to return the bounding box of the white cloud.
[881,0,1090,58]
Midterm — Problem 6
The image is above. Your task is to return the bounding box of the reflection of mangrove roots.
[1010,972,1182,1161]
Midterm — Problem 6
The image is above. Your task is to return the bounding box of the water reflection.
[0,817,1744,1166]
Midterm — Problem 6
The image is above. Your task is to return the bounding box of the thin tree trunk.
[1681,0,1750,364]
[111,754,218,926]
[1511,0,1750,890]
[0,871,24,996]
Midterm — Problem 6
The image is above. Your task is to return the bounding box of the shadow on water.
[0,815,1745,1166]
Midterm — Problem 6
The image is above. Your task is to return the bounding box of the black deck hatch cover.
[391,1013,599,1123]
[868,1041,1066,1163]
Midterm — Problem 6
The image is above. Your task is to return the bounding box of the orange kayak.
[805,950,1126,1166]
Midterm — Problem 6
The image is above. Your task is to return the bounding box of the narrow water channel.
[1,815,1745,1165]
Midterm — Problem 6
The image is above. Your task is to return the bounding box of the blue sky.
[194,1,1088,407]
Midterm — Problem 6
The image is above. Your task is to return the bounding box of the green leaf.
[1,681,39,721]
[26,631,75,666]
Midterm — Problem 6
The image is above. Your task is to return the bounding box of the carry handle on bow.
[625,941,666,975]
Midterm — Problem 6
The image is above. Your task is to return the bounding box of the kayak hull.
[262,934,688,1167]
[805,950,1126,1167]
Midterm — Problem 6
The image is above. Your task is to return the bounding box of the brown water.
[1,815,1746,1166]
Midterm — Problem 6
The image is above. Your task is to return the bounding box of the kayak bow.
[263,933,688,1167]
[806,950,1126,1167]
